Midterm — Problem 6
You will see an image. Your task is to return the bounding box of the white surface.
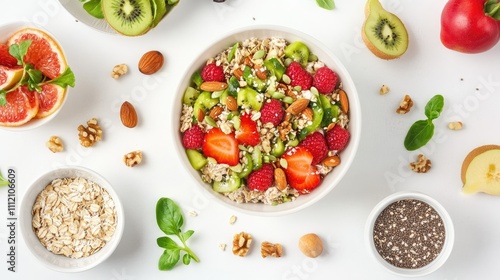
[1,0,500,279]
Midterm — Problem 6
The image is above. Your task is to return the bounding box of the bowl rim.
[364,191,455,277]
[170,24,362,216]
[19,165,125,272]
[0,21,70,132]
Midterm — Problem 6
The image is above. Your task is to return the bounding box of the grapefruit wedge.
[7,28,67,79]
[35,84,66,118]
[0,65,23,91]
[0,86,39,127]
[0,43,18,67]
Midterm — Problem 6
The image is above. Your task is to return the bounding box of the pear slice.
[461,145,500,195]
[361,0,409,59]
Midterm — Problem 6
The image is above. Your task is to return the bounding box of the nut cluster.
[123,150,143,167]
[261,241,283,258]
[232,232,252,257]
[78,118,103,147]
[46,136,64,153]
[410,154,432,173]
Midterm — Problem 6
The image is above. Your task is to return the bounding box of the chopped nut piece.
[46,136,64,153]
[448,121,463,130]
[123,150,143,167]
[261,241,283,258]
[302,107,313,121]
[232,232,252,256]
[219,243,227,251]
[229,215,237,225]
[78,118,103,147]
[188,210,198,217]
[410,154,431,173]
[111,64,128,79]
[396,95,413,114]
[380,84,390,95]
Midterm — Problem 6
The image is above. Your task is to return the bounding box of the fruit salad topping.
[180,37,351,205]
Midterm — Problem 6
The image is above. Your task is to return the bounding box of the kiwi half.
[102,0,154,36]
[362,0,408,59]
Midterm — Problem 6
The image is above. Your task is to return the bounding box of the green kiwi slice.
[362,0,408,59]
[284,41,310,67]
[101,0,154,36]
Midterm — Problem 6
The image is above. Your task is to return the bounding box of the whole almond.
[338,89,349,113]
[286,98,310,115]
[138,50,164,75]
[200,81,228,92]
[120,101,138,128]
[233,68,244,80]
[225,96,238,111]
[196,108,205,123]
[274,167,287,191]
[302,107,313,120]
[209,106,223,120]
[322,155,340,167]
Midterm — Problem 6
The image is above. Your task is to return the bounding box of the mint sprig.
[0,40,75,106]
[404,95,444,151]
[156,197,199,270]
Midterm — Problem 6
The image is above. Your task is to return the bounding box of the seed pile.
[373,199,445,269]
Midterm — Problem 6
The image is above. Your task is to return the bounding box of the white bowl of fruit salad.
[173,25,361,216]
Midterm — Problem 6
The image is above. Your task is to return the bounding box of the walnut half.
[410,154,431,173]
[123,150,143,167]
[78,118,103,147]
[261,241,283,258]
[396,95,413,114]
[46,136,64,153]
[232,232,252,257]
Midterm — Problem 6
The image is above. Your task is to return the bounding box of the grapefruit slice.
[35,84,66,119]
[0,85,39,127]
[7,28,67,79]
[0,65,23,91]
[0,43,18,67]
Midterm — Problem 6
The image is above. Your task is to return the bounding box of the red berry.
[182,125,205,150]
[326,125,350,151]
[313,67,338,94]
[0,44,18,68]
[260,99,285,126]
[299,132,328,165]
[201,63,225,82]
[285,62,312,90]
[247,163,274,192]
[202,128,240,166]
[235,113,260,146]
[281,147,321,193]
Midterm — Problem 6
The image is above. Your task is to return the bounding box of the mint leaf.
[424,94,444,120]
[156,198,183,235]
[404,120,434,151]
[0,90,7,106]
[158,248,180,271]
[83,0,104,19]
[316,0,335,10]
[157,236,180,250]
[48,67,76,88]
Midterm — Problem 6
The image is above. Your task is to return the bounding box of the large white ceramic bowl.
[365,191,454,277]
[171,25,361,216]
[20,166,124,272]
[0,21,69,131]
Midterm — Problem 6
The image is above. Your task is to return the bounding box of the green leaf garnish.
[228,42,239,63]
[0,90,7,106]
[48,67,76,88]
[316,0,335,10]
[81,0,104,19]
[0,170,8,187]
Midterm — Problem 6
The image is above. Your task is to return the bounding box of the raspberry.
[201,63,225,82]
[285,62,312,90]
[182,125,205,150]
[247,163,274,192]
[260,99,285,126]
[313,67,338,94]
[326,125,350,151]
[299,132,328,165]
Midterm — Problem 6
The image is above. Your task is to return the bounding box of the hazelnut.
[298,233,323,258]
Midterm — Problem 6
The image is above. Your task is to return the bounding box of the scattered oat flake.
[229,215,237,224]
[219,243,227,251]
[189,210,198,217]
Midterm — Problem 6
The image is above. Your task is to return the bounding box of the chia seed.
[372,199,446,269]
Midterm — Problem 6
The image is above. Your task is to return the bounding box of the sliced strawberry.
[0,44,18,68]
[282,146,321,193]
[235,113,260,146]
[202,128,240,166]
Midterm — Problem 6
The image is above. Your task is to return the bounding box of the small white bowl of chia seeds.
[365,191,454,277]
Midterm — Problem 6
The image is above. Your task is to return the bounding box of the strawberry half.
[202,128,240,166]
[235,113,260,146]
[282,146,321,193]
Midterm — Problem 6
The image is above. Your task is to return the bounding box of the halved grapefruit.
[0,65,23,91]
[7,28,67,80]
[35,84,66,118]
[0,85,39,127]
[0,43,18,67]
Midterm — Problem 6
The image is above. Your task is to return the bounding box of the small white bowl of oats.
[173,25,361,216]
[20,166,124,272]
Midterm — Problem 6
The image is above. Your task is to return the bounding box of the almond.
[120,101,138,128]
[327,122,336,131]
[338,89,349,113]
[138,50,164,75]
[225,96,238,111]
[196,108,205,123]
[209,106,223,120]
[233,68,244,80]
[322,155,340,167]
[253,64,268,80]
[302,107,313,120]
[200,81,228,92]
[274,167,287,191]
[286,98,310,115]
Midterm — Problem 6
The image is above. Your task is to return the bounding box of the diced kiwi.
[251,148,262,171]
[193,91,218,123]
[361,0,408,59]
[237,87,263,111]
[101,0,154,36]
[284,41,310,67]
[237,153,253,178]
[186,149,208,170]
[213,175,241,193]
[271,138,285,157]
[264,58,286,81]
[183,86,200,105]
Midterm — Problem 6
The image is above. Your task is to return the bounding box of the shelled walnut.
[261,241,283,258]
[396,95,413,114]
[78,118,102,147]
[123,150,143,167]
[111,64,128,79]
[232,232,252,257]
[410,154,431,173]
[46,136,64,153]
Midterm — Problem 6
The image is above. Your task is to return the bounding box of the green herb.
[227,42,239,63]
[0,41,75,106]
[404,95,444,151]
[80,0,104,19]
[316,0,335,10]
[0,170,8,187]
[156,197,199,270]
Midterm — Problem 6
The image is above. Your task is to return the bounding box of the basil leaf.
[0,170,8,186]
[182,254,191,265]
[180,230,194,242]
[404,120,434,151]
[83,0,104,19]
[49,67,76,88]
[156,197,183,236]
[158,248,180,271]
[424,94,444,120]
[157,236,180,250]
[0,90,7,106]
[316,0,335,10]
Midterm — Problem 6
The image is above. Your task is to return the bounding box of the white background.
[1,0,500,279]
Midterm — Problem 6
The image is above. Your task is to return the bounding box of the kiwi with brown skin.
[361,0,408,59]
[102,0,154,36]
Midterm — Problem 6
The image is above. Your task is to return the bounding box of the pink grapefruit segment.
[0,86,39,126]
[0,65,23,91]
[35,84,66,119]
